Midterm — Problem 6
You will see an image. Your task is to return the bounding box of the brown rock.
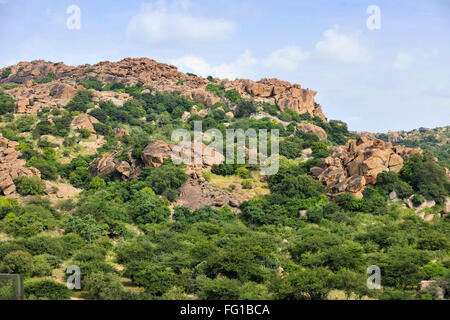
[71,113,100,133]
[114,127,129,138]
[296,123,327,140]
[311,137,422,198]
[141,140,173,168]
[0,134,40,195]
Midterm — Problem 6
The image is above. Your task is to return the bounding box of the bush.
[235,100,257,118]
[0,250,34,276]
[225,89,242,102]
[198,277,241,300]
[14,176,45,196]
[311,142,329,159]
[65,90,93,113]
[269,174,325,199]
[79,128,91,139]
[0,91,15,114]
[65,215,104,242]
[131,264,176,296]
[400,152,449,204]
[24,279,71,300]
[79,77,104,91]
[235,167,251,179]
[241,180,253,189]
[412,194,425,206]
[1,67,11,79]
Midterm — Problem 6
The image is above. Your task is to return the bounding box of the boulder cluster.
[228,78,326,121]
[310,137,423,198]
[0,135,40,195]
[88,148,138,181]
[89,139,224,181]
[1,58,326,120]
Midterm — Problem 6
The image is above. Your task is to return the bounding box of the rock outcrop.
[177,178,241,211]
[227,78,326,121]
[0,135,40,195]
[141,140,224,170]
[310,137,422,197]
[141,140,174,168]
[296,122,327,140]
[71,113,100,133]
[88,149,138,181]
[1,58,327,120]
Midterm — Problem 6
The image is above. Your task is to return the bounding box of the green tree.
[0,250,34,276]
[14,176,45,196]
[277,267,333,300]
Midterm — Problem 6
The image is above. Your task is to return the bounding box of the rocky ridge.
[0,58,326,120]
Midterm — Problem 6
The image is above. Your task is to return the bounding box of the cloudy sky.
[0,0,449,132]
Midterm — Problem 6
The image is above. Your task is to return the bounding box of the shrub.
[0,91,15,114]
[65,215,104,242]
[0,250,34,276]
[1,67,11,79]
[235,100,257,118]
[224,89,242,102]
[79,77,104,91]
[65,90,93,113]
[311,142,329,159]
[132,264,176,296]
[24,279,71,300]
[36,72,56,84]
[14,176,45,196]
[235,167,252,179]
[79,128,91,139]
[241,180,253,189]
[400,152,449,204]
[412,194,425,206]
[198,277,241,300]
[201,170,211,182]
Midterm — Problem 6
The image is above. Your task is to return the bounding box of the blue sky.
[1,0,449,132]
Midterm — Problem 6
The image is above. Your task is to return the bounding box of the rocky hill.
[0,58,326,120]
[0,57,448,301]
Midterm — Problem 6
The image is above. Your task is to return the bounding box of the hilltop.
[0,58,326,120]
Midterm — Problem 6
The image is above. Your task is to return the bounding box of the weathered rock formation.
[88,149,138,181]
[177,178,242,211]
[141,140,174,168]
[1,58,326,120]
[71,113,100,134]
[141,140,224,170]
[296,122,327,140]
[310,137,422,197]
[0,135,40,195]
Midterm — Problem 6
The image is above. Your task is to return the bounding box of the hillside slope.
[0,58,448,301]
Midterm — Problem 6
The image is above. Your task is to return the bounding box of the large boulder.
[141,140,173,168]
[88,149,137,180]
[71,114,100,134]
[296,123,328,140]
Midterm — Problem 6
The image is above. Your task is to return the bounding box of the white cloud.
[314,26,372,64]
[171,50,257,79]
[126,1,235,43]
[393,52,414,70]
[263,46,311,71]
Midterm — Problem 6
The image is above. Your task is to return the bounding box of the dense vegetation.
[0,78,448,301]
